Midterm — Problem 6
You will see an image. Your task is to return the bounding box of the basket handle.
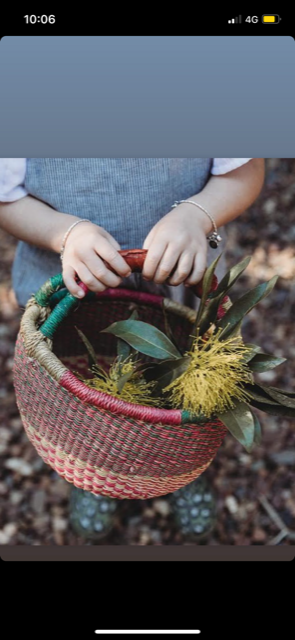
[35,249,217,339]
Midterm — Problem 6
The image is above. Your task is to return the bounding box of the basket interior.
[52,296,193,378]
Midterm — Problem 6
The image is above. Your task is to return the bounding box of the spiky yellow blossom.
[163,330,253,417]
[82,357,160,406]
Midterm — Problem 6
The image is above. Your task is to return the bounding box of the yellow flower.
[163,330,253,417]
[82,357,160,406]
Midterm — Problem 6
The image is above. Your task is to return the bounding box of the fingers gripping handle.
[35,249,211,338]
[105,250,205,298]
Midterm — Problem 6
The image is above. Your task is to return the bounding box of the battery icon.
[262,14,281,23]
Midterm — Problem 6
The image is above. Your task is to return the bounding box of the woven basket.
[13,249,231,499]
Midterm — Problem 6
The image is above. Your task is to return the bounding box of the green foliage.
[257,384,295,408]
[162,305,182,353]
[198,256,252,337]
[74,256,292,453]
[217,276,278,340]
[117,338,132,362]
[252,410,262,445]
[241,344,262,363]
[143,357,191,396]
[75,326,97,368]
[211,256,251,299]
[217,402,255,453]
[247,353,286,372]
[190,254,222,344]
[102,318,182,360]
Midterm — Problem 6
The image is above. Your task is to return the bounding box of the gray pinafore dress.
[12,159,227,308]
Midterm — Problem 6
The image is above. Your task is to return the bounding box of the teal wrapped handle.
[35,273,65,307]
[33,249,209,340]
[33,249,151,339]
[35,275,89,339]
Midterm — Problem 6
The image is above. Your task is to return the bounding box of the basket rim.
[19,287,228,426]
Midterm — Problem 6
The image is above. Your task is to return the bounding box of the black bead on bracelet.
[171,200,222,249]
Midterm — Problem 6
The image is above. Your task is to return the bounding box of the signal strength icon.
[228,16,242,23]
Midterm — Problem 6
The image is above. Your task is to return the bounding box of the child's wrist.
[60,218,93,263]
[179,201,214,235]
[50,215,83,254]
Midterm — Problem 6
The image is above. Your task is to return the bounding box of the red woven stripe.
[20,416,211,498]
[60,369,182,426]
[95,288,163,307]
[14,336,227,480]
[13,282,228,498]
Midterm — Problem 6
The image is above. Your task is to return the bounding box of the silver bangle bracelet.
[60,218,91,263]
[171,200,222,248]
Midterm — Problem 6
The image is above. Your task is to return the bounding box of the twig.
[259,495,289,531]
[268,530,288,546]
[258,494,295,545]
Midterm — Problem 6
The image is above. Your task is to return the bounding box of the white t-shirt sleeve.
[0,158,253,201]
[212,158,253,175]
[0,158,28,202]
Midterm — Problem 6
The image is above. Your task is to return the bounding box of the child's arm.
[142,158,265,285]
[0,196,131,297]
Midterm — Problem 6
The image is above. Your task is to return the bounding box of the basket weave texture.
[13,255,229,499]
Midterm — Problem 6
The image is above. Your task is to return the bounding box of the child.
[0,158,265,541]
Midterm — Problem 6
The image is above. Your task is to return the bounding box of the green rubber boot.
[69,486,119,541]
[169,475,217,541]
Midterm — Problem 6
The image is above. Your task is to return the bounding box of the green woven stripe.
[40,292,79,339]
[181,410,209,425]
[35,273,64,307]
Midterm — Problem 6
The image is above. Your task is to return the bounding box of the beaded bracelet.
[171,200,222,248]
[60,219,91,263]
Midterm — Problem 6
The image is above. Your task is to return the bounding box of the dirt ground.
[0,158,295,546]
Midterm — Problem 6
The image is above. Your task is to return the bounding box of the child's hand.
[142,204,210,286]
[62,221,131,297]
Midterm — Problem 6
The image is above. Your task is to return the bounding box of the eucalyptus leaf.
[133,362,153,374]
[117,338,132,362]
[217,401,255,453]
[75,327,97,368]
[267,386,295,398]
[116,368,135,393]
[242,344,262,363]
[102,319,181,360]
[117,309,139,363]
[243,384,279,405]
[258,384,295,409]
[162,305,182,353]
[248,353,287,372]
[197,297,222,337]
[129,309,139,321]
[143,356,191,395]
[248,399,295,418]
[251,410,262,445]
[215,319,243,340]
[193,254,222,330]
[217,275,278,340]
[210,256,252,299]
[198,256,252,336]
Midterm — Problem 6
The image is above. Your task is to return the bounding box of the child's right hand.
[61,221,131,298]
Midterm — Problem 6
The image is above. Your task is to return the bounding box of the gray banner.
[0,36,294,155]
[1,547,294,561]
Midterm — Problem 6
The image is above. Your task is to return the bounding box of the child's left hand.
[142,204,210,286]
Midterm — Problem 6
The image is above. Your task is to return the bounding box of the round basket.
[13,249,230,499]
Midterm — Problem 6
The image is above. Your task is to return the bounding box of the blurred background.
[0,158,295,546]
